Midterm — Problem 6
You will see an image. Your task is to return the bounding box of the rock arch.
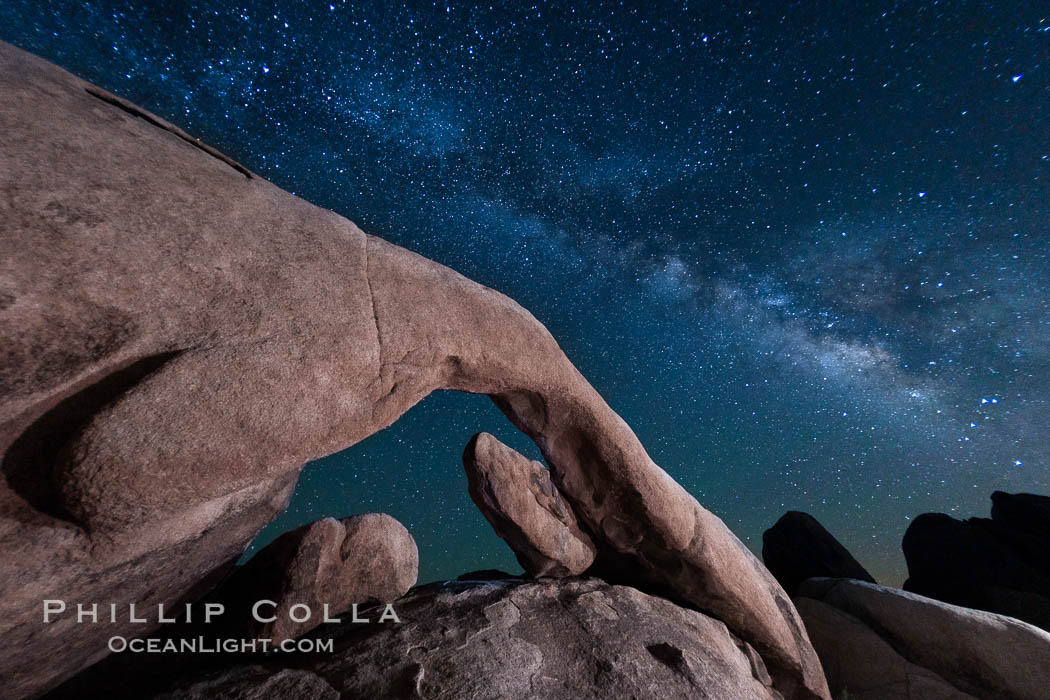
[0,41,827,699]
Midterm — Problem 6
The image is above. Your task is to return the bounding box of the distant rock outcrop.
[463,432,596,576]
[160,578,784,700]
[903,492,1050,632]
[762,511,876,595]
[795,577,1050,700]
[456,568,521,581]
[0,42,826,699]
[212,513,417,643]
[991,491,1050,539]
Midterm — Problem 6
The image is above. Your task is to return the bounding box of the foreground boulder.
[155,578,784,699]
[463,432,596,576]
[212,513,417,643]
[762,511,876,596]
[0,42,826,698]
[796,578,1050,700]
[903,492,1050,632]
[157,667,340,700]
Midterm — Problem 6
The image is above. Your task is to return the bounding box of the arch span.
[0,41,827,699]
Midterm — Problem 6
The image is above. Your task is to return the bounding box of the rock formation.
[157,667,340,700]
[211,513,417,643]
[0,42,827,698]
[795,577,1050,700]
[456,569,521,581]
[462,432,596,576]
[991,490,1050,539]
[903,492,1050,632]
[70,578,783,699]
[762,511,876,596]
[794,597,975,699]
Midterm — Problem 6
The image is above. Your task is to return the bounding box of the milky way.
[4,1,1047,583]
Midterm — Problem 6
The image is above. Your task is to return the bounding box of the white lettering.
[351,604,370,623]
[252,599,277,623]
[289,603,311,623]
[157,604,176,623]
[378,604,400,623]
[129,603,147,623]
[204,603,225,623]
[43,600,66,623]
[77,603,98,623]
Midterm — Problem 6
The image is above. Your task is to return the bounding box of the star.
[6,0,1044,586]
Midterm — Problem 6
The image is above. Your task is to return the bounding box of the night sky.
[4,2,1047,585]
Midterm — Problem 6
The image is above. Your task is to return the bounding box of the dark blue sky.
[4,1,1047,584]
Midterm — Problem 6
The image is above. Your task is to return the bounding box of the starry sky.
[4,1,1047,585]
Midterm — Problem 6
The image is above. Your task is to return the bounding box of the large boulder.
[762,511,876,595]
[212,513,417,643]
[462,432,596,576]
[796,578,1050,700]
[794,596,975,699]
[148,578,783,699]
[0,42,827,698]
[902,493,1050,632]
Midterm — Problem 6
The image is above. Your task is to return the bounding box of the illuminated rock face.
[796,577,1050,700]
[211,513,418,644]
[462,432,596,577]
[0,41,827,699]
[88,578,788,700]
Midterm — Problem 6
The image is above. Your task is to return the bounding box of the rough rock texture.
[902,492,1050,632]
[160,578,784,700]
[0,42,827,698]
[796,578,1050,700]
[212,513,417,643]
[157,666,339,700]
[794,597,976,699]
[762,511,876,596]
[463,432,596,576]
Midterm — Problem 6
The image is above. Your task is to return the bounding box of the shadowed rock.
[161,578,784,700]
[762,511,876,595]
[991,491,1050,540]
[794,597,975,699]
[456,568,521,581]
[213,513,417,643]
[0,42,827,698]
[463,432,596,576]
[903,493,1050,632]
[797,578,1050,700]
[157,667,339,700]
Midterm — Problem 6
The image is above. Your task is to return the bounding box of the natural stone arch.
[0,41,827,699]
